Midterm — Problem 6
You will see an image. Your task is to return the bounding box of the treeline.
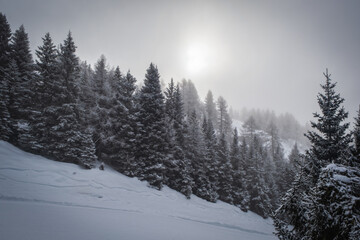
[1,13,298,218]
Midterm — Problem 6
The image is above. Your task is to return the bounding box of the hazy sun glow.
[186,43,209,74]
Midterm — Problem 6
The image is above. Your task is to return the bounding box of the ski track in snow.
[0,141,276,240]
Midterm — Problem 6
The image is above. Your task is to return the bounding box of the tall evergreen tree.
[217,96,232,141]
[305,69,352,176]
[216,132,233,203]
[90,55,113,160]
[32,32,59,153]
[205,90,217,128]
[8,25,35,148]
[275,70,355,239]
[246,134,271,218]
[274,168,313,239]
[185,112,202,194]
[180,79,202,117]
[77,61,94,126]
[135,63,168,189]
[46,32,97,168]
[230,128,249,209]
[107,68,137,176]
[0,13,13,141]
[202,117,219,202]
[164,79,193,198]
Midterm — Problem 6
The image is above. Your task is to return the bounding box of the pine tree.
[90,55,112,160]
[31,32,59,153]
[164,79,193,198]
[275,70,355,239]
[305,164,360,240]
[8,25,35,148]
[247,134,271,218]
[107,67,137,176]
[186,111,214,201]
[46,32,97,168]
[217,96,232,141]
[288,143,301,171]
[216,132,234,203]
[305,69,352,175]
[180,79,202,117]
[243,115,257,138]
[230,128,249,210]
[274,169,313,239]
[77,61,94,126]
[0,13,13,141]
[92,55,107,96]
[205,90,217,128]
[202,117,219,202]
[135,63,168,189]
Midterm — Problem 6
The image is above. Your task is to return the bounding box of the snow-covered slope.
[0,141,276,240]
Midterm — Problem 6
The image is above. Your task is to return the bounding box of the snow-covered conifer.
[205,90,217,128]
[135,63,168,189]
[0,13,13,141]
[305,69,352,174]
[46,32,97,168]
[8,25,35,148]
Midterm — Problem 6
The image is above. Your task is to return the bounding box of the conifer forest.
[0,5,360,240]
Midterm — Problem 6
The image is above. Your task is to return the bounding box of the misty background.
[2,0,360,124]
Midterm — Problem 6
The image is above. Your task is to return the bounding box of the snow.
[325,163,347,173]
[333,174,351,183]
[0,141,276,240]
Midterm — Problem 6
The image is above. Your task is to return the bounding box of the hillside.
[0,141,276,240]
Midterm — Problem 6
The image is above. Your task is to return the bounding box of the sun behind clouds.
[186,43,210,75]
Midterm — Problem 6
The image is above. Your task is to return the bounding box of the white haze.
[2,0,360,124]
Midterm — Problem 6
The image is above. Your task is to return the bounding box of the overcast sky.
[2,0,360,124]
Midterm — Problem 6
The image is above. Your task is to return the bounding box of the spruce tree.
[274,169,313,239]
[0,13,13,141]
[180,79,202,117]
[305,69,351,174]
[217,96,232,141]
[77,61,94,126]
[164,79,193,198]
[305,164,360,240]
[275,70,355,239]
[247,134,271,218]
[107,67,137,176]
[135,63,168,189]
[8,25,35,148]
[89,55,112,159]
[32,32,59,153]
[205,90,217,128]
[288,143,301,171]
[230,128,249,209]
[216,132,234,203]
[46,32,97,168]
[186,111,214,201]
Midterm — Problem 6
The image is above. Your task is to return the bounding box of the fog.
[2,0,360,124]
